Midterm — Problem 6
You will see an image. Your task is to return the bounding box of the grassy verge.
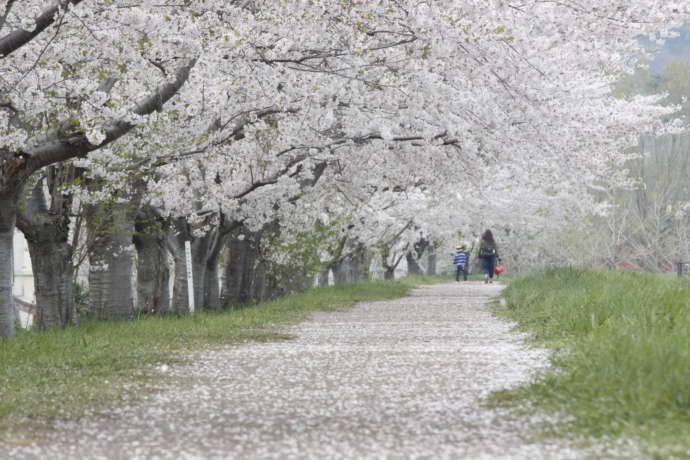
[0,276,446,433]
[494,268,690,458]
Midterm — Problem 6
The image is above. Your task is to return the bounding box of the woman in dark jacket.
[478,229,499,284]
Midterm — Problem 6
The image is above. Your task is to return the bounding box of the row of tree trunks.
[218,223,318,308]
[330,243,370,285]
[9,194,434,333]
[8,192,372,333]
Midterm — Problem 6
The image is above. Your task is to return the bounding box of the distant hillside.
[648,24,690,73]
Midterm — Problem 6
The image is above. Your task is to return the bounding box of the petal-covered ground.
[2,282,641,459]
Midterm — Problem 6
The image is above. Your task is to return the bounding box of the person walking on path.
[453,245,468,281]
[478,230,499,284]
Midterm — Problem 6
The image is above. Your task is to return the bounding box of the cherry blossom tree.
[2,0,689,336]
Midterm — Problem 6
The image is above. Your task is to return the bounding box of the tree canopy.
[1,1,689,336]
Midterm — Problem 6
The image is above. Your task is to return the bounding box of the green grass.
[494,268,690,457]
[0,276,445,434]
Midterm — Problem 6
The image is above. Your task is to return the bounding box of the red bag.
[494,263,505,275]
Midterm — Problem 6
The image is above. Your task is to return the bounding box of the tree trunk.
[380,245,405,281]
[0,195,17,337]
[190,237,211,310]
[380,246,395,281]
[252,260,268,302]
[239,232,259,303]
[0,58,197,335]
[317,269,330,287]
[268,272,284,300]
[350,244,370,282]
[205,258,221,310]
[221,230,258,308]
[133,212,171,315]
[406,251,423,275]
[204,230,228,311]
[25,227,75,330]
[298,274,315,291]
[169,224,226,312]
[204,230,227,311]
[360,253,371,281]
[16,165,83,330]
[426,248,437,276]
[86,201,136,320]
[220,233,247,309]
[384,266,396,280]
[168,234,190,313]
[331,259,351,285]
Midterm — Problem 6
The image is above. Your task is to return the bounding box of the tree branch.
[0,0,17,30]
[0,0,83,59]
[24,58,197,173]
[233,152,309,200]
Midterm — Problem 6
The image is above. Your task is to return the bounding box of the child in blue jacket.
[453,245,468,281]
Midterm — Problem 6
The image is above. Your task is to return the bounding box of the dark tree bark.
[203,229,228,311]
[407,237,430,275]
[426,246,437,276]
[325,236,349,286]
[26,233,75,329]
[220,227,259,308]
[168,232,190,314]
[220,231,247,309]
[205,255,221,310]
[317,269,330,287]
[0,1,85,59]
[189,233,214,310]
[169,218,236,312]
[330,243,370,285]
[133,207,171,315]
[252,260,268,302]
[378,221,413,282]
[15,165,80,330]
[0,192,18,336]
[86,199,138,320]
[331,259,351,285]
[381,245,406,281]
[238,232,259,303]
[345,243,370,282]
[355,244,371,281]
[406,252,423,275]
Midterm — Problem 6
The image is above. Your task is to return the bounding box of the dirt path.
[1,282,632,459]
